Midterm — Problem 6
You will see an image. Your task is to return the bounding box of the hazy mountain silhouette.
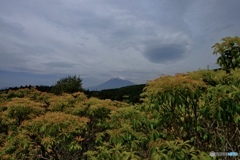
[86,77,135,91]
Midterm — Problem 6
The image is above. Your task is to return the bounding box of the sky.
[0,0,240,89]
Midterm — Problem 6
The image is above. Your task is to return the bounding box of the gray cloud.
[0,0,240,88]
[44,62,77,68]
[143,44,187,63]
[0,17,25,36]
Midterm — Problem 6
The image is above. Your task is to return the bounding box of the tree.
[212,36,240,73]
[51,75,83,95]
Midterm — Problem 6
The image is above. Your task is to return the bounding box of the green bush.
[51,75,83,95]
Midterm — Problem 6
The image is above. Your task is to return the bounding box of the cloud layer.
[0,0,240,88]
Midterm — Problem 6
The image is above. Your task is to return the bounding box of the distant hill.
[84,84,145,104]
[86,77,135,91]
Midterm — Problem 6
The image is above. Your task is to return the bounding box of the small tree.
[51,75,83,95]
[212,36,240,73]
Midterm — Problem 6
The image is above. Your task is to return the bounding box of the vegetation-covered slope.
[0,69,240,159]
[84,84,145,104]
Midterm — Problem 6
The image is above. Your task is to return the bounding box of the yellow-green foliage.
[212,36,240,73]
[2,69,239,159]
[140,69,240,152]
[2,112,89,159]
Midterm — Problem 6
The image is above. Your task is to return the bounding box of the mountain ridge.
[86,77,135,91]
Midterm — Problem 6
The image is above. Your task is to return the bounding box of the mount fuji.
[86,77,135,91]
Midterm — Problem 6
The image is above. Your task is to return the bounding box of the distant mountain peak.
[113,76,126,80]
[86,77,134,91]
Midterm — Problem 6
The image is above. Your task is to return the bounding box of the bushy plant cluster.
[0,69,240,159]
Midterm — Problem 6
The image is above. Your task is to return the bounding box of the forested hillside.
[1,69,240,159]
[84,84,145,104]
[2,82,145,105]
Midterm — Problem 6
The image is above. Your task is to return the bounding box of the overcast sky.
[0,0,240,88]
